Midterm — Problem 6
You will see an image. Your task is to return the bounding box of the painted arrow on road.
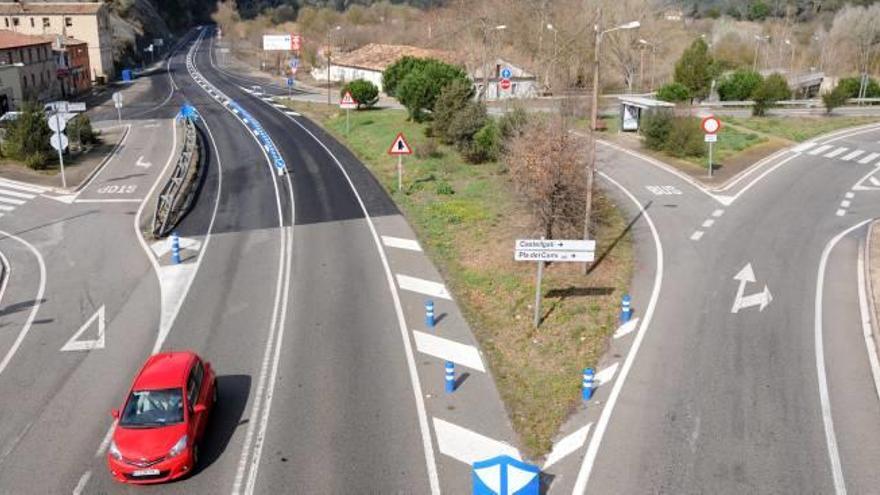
[135,155,152,168]
[731,263,773,313]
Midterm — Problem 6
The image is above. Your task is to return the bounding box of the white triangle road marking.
[433,417,520,465]
[60,306,105,352]
[543,423,592,470]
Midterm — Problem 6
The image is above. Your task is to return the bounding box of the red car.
[107,351,217,484]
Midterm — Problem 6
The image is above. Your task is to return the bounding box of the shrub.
[448,101,487,148]
[665,117,705,158]
[415,137,441,159]
[717,69,763,101]
[24,150,48,170]
[498,106,529,138]
[397,60,470,122]
[431,78,475,144]
[656,82,690,102]
[382,56,430,97]
[640,110,673,150]
[67,114,97,147]
[340,79,379,109]
[836,76,880,98]
[3,100,51,162]
[435,180,455,195]
[822,86,849,114]
[465,119,501,163]
[751,73,790,116]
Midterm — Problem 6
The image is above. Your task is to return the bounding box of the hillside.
[665,0,880,19]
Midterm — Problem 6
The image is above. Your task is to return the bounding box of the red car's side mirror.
[193,404,207,414]
[111,408,119,419]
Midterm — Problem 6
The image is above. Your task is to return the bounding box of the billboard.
[263,34,297,51]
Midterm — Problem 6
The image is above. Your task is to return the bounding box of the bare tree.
[829,5,880,78]
[506,118,588,239]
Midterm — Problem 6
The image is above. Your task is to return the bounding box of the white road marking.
[612,317,640,339]
[809,144,834,156]
[574,171,664,494]
[284,111,300,117]
[60,306,105,352]
[0,178,46,193]
[0,205,15,212]
[857,243,880,403]
[824,147,848,158]
[150,236,203,257]
[95,421,116,457]
[433,417,520,465]
[645,185,682,195]
[0,196,25,206]
[846,192,855,199]
[0,188,35,200]
[135,155,152,168]
[841,150,865,161]
[381,235,422,252]
[859,152,880,164]
[396,274,451,300]
[702,219,715,228]
[837,209,846,217]
[72,471,91,495]
[75,198,143,203]
[413,330,485,372]
[841,200,851,208]
[815,220,870,495]
[543,423,592,470]
[690,231,704,241]
[731,263,772,313]
[594,362,620,385]
[0,230,46,377]
[0,250,10,307]
[872,177,880,187]
[712,209,725,218]
[793,141,818,152]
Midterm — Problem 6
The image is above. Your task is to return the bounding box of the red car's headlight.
[167,435,188,458]
[108,440,122,461]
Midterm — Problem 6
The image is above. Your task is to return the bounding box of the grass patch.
[679,124,767,168]
[286,100,634,457]
[726,115,880,142]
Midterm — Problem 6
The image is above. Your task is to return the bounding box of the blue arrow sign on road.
[473,455,539,495]
[177,104,199,121]
[500,67,512,79]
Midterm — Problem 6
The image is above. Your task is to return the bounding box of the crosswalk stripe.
[841,150,865,161]
[824,147,848,158]
[413,331,485,372]
[396,274,451,300]
[382,235,422,251]
[793,141,818,153]
[809,144,833,156]
[859,152,880,164]
[0,196,25,206]
[0,179,46,193]
[0,187,35,199]
[0,205,15,211]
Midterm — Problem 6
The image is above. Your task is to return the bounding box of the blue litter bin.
[121,69,132,82]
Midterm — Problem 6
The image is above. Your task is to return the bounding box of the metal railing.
[152,118,200,238]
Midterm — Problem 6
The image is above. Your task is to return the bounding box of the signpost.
[287,77,295,97]
[45,100,86,189]
[112,91,123,122]
[515,238,597,328]
[387,132,412,191]
[500,66,512,95]
[701,116,721,178]
[340,91,358,135]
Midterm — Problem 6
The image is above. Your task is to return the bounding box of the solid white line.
[396,274,451,300]
[837,209,846,217]
[0,250,9,308]
[0,188,35,200]
[72,470,91,495]
[573,171,664,494]
[841,150,865,162]
[824,147,848,158]
[544,423,592,470]
[76,124,133,196]
[702,219,715,228]
[809,144,834,156]
[0,230,47,376]
[413,330,485,372]
[690,230,704,241]
[95,421,116,457]
[267,88,442,494]
[712,209,725,218]
[841,200,851,208]
[433,417,520,465]
[382,235,422,252]
[857,242,880,403]
[815,220,871,495]
[74,198,143,203]
[859,152,880,165]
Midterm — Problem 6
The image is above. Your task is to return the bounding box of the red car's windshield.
[119,388,184,428]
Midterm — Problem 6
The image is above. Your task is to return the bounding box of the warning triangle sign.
[388,132,413,155]
[61,305,106,352]
[339,91,358,109]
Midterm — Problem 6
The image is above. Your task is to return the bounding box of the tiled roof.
[332,43,458,72]
[0,29,52,49]
[0,2,104,15]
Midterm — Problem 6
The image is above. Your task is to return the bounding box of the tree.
[828,5,880,84]
[465,120,501,163]
[396,60,469,122]
[674,38,717,102]
[656,82,690,102]
[836,76,880,98]
[340,79,379,109]
[382,56,430,97]
[3,100,51,169]
[717,69,763,101]
[751,73,790,116]
[448,101,488,149]
[822,86,849,114]
[67,114,98,149]
[747,0,771,20]
[506,117,588,239]
[640,110,673,150]
[430,78,475,143]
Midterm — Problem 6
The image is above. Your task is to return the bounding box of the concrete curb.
[68,124,130,194]
[866,220,880,346]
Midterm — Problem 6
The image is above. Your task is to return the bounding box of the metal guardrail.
[700,97,880,108]
[152,118,200,238]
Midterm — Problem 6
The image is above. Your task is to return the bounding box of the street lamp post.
[326,25,341,106]
[784,39,795,75]
[638,38,656,92]
[479,21,507,102]
[753,34,769,71]
[546,24,558,94]
[584,19,640,272]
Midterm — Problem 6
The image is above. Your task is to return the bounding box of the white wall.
[310,65,385,92]
[475,79,540,101]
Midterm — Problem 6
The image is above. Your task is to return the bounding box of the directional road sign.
[515,238,596,262]
[68,102,86,112]
[287,77,295,88]
[388,132,413,155]
[48,115,67,133]
[50,133,69,152]
[340,91,358,110]
[500,67,512,79]
[704,133,717,143]
[112,91,123,109]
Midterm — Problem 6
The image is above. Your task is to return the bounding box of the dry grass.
[285,101,634,457]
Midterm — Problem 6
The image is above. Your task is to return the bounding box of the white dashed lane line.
[809,144,834,156]
[690,231,704,241]
[396,274,451,300]
[824,147,848,158]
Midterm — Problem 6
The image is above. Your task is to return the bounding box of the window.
[119,389,184,427]
[29,17,34,28]
[12,17,19,27]
[4,18,8,28]
[42,18,49,29]
[186,361,204,411]
[64,17,72,28]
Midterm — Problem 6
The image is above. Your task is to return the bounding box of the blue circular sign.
[501,67,512,79]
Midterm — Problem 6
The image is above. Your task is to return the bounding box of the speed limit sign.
[701,116,721,134]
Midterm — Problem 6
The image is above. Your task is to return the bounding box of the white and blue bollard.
[582,368,595,401]
[619,294,632,323]
[445,361,455,393]
[171,232,181,265]
[425,300,435,329]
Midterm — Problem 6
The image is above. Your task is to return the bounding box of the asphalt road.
[567,124,880,493]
